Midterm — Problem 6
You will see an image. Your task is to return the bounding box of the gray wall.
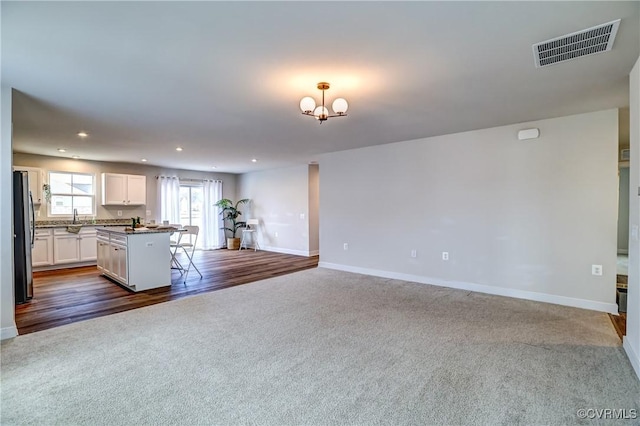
[237,164,314,256]
[308,164,319,255]
[619,166,630,253]
[318,109,619,312]
[1,86,17,339]
[12,153,237,223]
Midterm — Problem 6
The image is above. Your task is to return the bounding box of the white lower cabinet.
[96,237,110,273]
[110,241,128,285]
[51,227,98,265]
[79,231,97,262]
[32,229,54,267]
[97,230,130,287]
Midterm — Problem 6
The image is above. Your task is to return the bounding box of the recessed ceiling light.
[176,147,183,152]
[141,158,148,162]
[211,166,217,169]
[77,131,88,138]
[72,155,80,159]
[251,158,258,163]
[57,148,66,153]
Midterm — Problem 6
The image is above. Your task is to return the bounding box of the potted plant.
[214,198,250,249]
[42,183,51,203]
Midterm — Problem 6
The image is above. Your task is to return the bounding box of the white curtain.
[157,176,180,225]
[201,179,223,250]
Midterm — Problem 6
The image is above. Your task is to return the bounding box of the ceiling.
[3,2,639,174]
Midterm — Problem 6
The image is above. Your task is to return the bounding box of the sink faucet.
[73,208,78,224]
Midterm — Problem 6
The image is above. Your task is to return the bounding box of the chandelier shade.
[332,98,348,115]
[299,97,316,114]
[300,82,348,123]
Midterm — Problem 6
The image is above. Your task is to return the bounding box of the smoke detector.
[533,19,620,68]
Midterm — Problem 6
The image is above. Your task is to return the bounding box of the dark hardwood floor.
[609,313,627,340]
[16,249,319,335]
[608,273,628,340]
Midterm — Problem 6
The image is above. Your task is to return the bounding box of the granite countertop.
[96,226,178,235]
[35,219,134,229]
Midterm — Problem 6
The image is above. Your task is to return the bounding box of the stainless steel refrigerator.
[13,170,34,304]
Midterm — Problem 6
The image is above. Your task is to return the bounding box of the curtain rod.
[155,176,222,183]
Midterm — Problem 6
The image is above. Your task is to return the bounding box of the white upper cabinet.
[125,174,146,205]
[13,166,44,204]
[101,173,146,205]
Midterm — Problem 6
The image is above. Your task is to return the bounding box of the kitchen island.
[96,227,175,291]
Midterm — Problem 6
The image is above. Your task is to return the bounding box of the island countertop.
[96,226,179,235]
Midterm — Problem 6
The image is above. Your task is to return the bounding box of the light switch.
[632,225,639,241]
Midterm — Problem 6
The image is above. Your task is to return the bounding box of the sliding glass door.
[179,184,203,248]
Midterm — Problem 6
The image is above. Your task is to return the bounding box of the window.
[48,172,95,216]
[179,184,203,248]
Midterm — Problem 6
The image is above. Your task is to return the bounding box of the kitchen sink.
[66,224,83,234]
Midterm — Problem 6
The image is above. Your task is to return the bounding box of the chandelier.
[299,82,348,123]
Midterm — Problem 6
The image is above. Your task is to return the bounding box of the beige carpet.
[1,268,639,425]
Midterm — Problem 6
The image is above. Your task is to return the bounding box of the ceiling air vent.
[532,19,620,68]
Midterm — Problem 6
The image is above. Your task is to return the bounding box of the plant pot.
[227,237,241,250]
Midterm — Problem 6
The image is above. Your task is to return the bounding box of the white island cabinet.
[96,227,172,291]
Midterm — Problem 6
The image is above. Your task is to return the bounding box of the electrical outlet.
[442,252,449,261]
[343,243,349,251]
[411,249,417,258]
[300,213,305,220]
[274,232,278,238]
[592,265,602,276]
[117,211,122,217]
[146,210,151,217]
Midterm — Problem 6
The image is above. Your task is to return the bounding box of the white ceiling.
[3,2,639,174]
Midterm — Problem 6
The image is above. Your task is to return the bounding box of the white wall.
[12,153,237,223]
[624,57,640,378]
[619,166,630,253]
[237,165,313,256]
[308,164,319,256]
[1,86,18,339]
[319,109,619,313]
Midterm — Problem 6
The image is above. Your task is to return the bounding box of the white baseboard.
[1,325,18,340]
[262,246,312,257]
[618,249,629,255]
[623,338,640,380]
[319,262,619,314]
[34,260,96,272]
